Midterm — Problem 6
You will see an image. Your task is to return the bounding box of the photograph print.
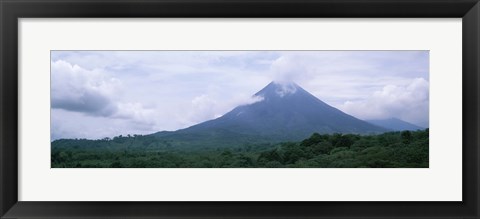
[51,51,429,168]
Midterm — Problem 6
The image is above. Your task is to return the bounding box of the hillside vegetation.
[52,129,428,168]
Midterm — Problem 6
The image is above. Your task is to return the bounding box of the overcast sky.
[51,51,429,140]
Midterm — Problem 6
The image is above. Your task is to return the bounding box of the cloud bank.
[338,78,429,127]
[51,51,429,140]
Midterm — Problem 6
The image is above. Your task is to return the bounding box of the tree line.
[52,129,428,168]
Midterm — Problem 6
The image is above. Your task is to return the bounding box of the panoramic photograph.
[51,51,429,168]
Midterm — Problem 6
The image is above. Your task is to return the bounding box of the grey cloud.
[51,90,117,117]
[51,60,121,117]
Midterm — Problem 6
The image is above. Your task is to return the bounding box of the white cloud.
[114,102,157,126]
[271,81,298,97]
[186,94,220,125]
[51,60,121,116]
[338,78,429,127]
[178,93,265,128]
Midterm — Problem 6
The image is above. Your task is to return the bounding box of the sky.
[51,51,429,140]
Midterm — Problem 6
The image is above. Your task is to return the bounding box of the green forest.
[52,129,428,168]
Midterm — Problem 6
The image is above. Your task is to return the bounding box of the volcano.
[153,82,387,147]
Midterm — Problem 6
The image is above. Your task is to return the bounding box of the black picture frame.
[1,0,479,218]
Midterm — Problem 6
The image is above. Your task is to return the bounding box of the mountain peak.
[176,81,388,142]
[255,81,301,98]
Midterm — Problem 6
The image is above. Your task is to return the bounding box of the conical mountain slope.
[366,118,424,131]
[156,82,387,145]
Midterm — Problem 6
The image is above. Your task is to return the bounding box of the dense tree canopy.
[52,129,428,168]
